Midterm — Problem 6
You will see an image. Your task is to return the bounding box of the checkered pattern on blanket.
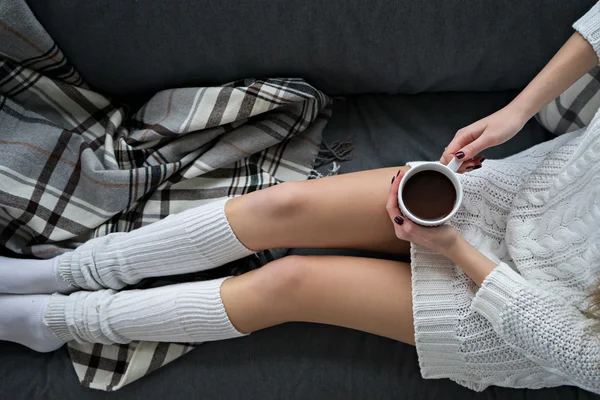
[0,1,330,391]
[536,65,600,135]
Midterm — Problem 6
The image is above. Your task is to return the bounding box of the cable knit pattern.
[410,6,600,388]
[410,124,600,392]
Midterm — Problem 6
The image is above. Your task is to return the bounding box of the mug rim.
[397,162,463,227]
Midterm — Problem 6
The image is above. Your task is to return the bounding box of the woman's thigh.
[221,255,415,345]
[226,166,411,255]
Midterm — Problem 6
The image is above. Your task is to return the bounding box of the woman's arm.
[511,32,599,122]
[441,31,599,166]
[470,263,600,393]
[444,238,600,392]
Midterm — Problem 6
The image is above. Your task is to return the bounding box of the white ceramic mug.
[397,158,463,227]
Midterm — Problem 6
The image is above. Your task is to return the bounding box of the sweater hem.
[410,243,489,391]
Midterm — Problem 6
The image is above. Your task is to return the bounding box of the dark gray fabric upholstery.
[4,92,593,399]
[26,0,596,97]
[0,324,591,400]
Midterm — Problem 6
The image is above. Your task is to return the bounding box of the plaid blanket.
[0,1,331,391]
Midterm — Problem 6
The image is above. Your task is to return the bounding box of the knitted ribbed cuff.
[181,198,254,269]
[471,263,525,326]
[175,277,246,342]
[43,294,73,342]
[574,2,600,60]
[57,245,91,288]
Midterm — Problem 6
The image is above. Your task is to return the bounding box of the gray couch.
[2,0,599,398]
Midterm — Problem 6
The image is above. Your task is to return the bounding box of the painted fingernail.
[455,151,465,159]
[480,157,485,162]
[466,165,474,170]
[391,176,395,184]
[394,216,404,225]
[473,165,482,170]
[396,169,402,177]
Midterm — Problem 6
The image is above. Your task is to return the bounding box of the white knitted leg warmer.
[57,199,253,290]
[44,277,245,344]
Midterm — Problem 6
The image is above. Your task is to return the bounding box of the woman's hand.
[388,170,497,284]
[439,106,527,169]
[386,170,460,255]
[440,32,599,169]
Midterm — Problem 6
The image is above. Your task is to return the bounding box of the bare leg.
[17,255,412,350]
[222,255,415,344]
[226,166,411,255]
[18,167,410,295]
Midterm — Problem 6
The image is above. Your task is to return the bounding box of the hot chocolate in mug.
[397,158,463,227]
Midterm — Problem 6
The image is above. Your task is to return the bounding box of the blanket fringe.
[309,138,353,179]
[309,162,341,179]
[314,139,354,168]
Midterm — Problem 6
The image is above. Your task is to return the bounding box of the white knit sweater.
[410,3,600,393]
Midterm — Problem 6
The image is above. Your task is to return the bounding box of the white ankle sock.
[0,294,65,352]
[58,199,254,291]
[44,277,245,344]
[0,256,75,294]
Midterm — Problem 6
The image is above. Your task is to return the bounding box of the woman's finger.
[386,170,404,221]
[473,155,485,164]
[458,155,486,173]
[387,174,408,239]
[456,157,483,173]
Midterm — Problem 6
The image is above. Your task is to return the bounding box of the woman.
[2,2,600,393]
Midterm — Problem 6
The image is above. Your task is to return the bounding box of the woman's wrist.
[435,230,462,258]
[505,97,537,126]
[442,235,498,286]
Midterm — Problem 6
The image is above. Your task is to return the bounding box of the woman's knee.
[253,255,309,300]
[233,181,310,223]
[221,256,311,333]
[267,182,311,218]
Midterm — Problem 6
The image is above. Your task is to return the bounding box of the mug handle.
[447,157,463,173]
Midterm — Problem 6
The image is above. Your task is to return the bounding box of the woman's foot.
[0,256,75,294]
[0,294,65,352]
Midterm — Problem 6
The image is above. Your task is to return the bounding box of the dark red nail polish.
[396,169,402,177]
[473,165,482,170]
[466,165,474,170]
[391,176,395,184]
[394,216,404,225]
[455,151,465,159]
[480,157,485,162]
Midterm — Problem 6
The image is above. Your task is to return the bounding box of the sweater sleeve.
[574,1,600,60]
[472,263,600,393]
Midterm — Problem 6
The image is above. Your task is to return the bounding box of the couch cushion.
[27,0,596,97]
